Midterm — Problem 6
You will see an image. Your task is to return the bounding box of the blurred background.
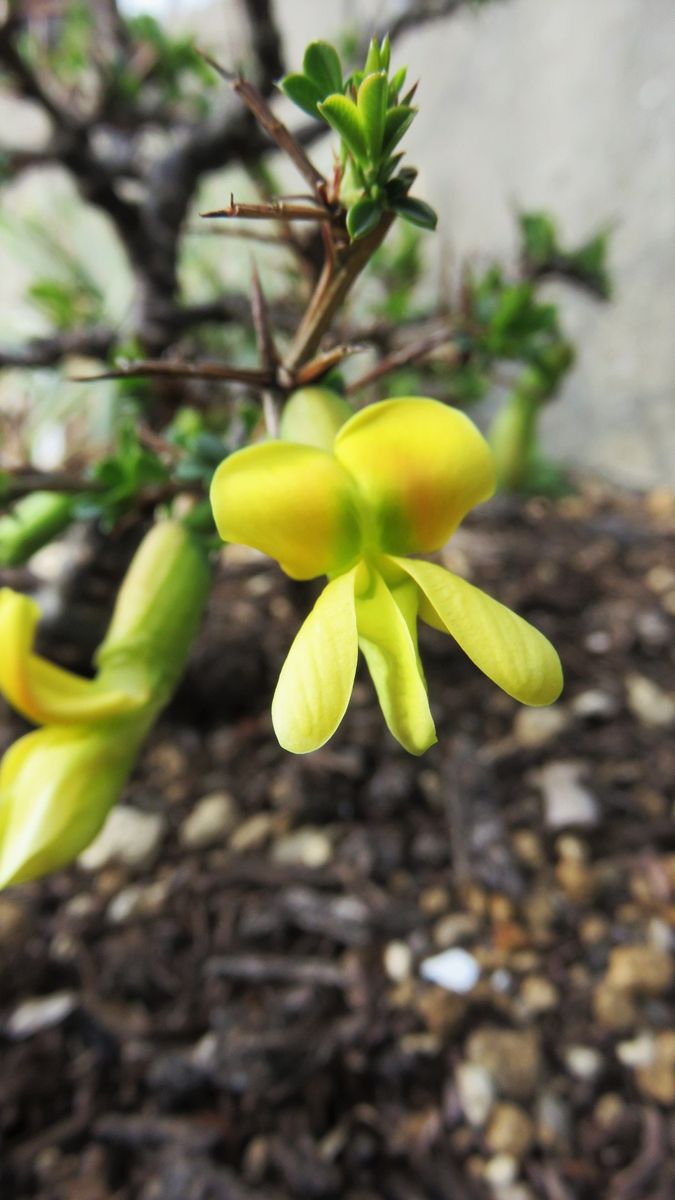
[1,0,674,485]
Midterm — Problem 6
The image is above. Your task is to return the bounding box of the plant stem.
[283,213,396,373]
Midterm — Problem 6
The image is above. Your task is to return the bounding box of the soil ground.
[1,481,674,1200]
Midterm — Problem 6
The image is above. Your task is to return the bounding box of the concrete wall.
[269,0,675,488]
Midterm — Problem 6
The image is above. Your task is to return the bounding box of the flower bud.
[280,388,353,451]
[0,720,148,888]
[97,521,210,703]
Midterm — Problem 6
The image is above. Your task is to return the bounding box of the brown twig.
[294,344,366,387]
[74,360,274,386]
[0,470,102,501]
[346,327,459,394]
[198,52,327,201]
[0,328,117,370]
[202,198,335,223]
[250,262,281,434]
[283,212,397,373]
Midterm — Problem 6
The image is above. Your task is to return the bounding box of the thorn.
[196,48,236,84]
[250,260,279,371]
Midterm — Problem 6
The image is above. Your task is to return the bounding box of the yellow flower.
[211,395,562,756]
[0,522,209,888]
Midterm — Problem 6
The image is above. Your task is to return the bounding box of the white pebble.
[79,805,166,872]
[384,941,413,983]
[7,992,77,1039]
[420,947,480,993]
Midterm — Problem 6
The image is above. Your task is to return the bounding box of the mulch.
[1,480,674,1200]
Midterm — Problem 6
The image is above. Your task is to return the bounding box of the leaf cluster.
[281,37,437,239]
[519,212,612,299]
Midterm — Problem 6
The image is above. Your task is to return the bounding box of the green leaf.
[346,197,383,240]
[519,212,557,265]
[364,36,381,75]
[379,34,391,72]
[385,166,418,201]
[389,195,438,231]
[357,71,388,159]
[318,94,368,163]
[568,230,612,298]
[388,66,407,101]
[303,40,342,95]
[383,104,416,154]
[345,69,365,93]
[280,72,324,118]
[380,151,405,182]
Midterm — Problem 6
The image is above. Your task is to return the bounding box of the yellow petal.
[210,442,362,580]
[356,566,436,755]
[0,589,145,725]
[272,568,359,753]
[335,397,496,554]
[0,722,142,888]
[396,557,563,706]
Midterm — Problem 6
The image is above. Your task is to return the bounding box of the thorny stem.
[76,360,274,386]
[250,262,281,436]
[199,54,327,202]
[346,327,460,394]
[202,199,335,223]
[283,213,397,374]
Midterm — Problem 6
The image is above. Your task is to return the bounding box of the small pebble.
[634,609,671,648]
[180,792,239,849]
[79,806,166,873]
[420,947,480,993]
[519,975,558,1014]
[625,673,675,729]
[635,1031,675,1104]
[594,1093,625,1128]
[272,826,333,868]
[533,760,599,829]
[416,988,466,1037]
[7,992,77,1039]
[585,630,611,654]
[571,689,619,720]
[384,940,413,983]
[483,1154,518,1187]
[536,1090,571,1150]
[229,812,280,852]
[466,1028,542,1100]
[455,1062,495,1126]
[606,944,674,995]
[433,911,479,948]
[107,879,169,924]
[513,705,569,747]
[485,1103,534,1158]
[564,1045,603,1081]
[616,1032,656,1068]
[592,981,639,1031]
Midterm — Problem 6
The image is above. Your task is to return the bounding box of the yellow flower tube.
[0,521,210,888]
